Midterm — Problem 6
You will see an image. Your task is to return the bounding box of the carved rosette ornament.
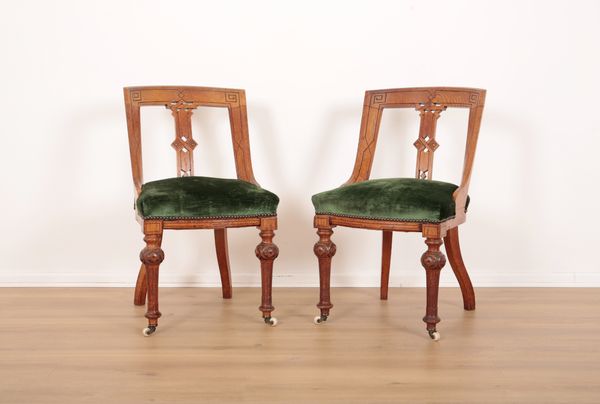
[421,238,445,270]
[313,227,337,258]
[255,242,279,260]
[314,241,337,258]
[140,246,164,265]
[421,249,446,270]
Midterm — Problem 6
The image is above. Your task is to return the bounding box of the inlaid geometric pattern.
[225,92,239,103]
[413,134,439,153]
[167,100,199,111]
[171,135,198,152]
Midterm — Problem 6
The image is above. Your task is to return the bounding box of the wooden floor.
[1,288,599,403]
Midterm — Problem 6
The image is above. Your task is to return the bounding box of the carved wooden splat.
[167,96,200,177]
[414,102,446,180]
[124,86,260,193]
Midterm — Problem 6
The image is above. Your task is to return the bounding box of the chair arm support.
[453,186,469,220]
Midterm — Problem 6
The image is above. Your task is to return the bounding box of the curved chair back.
[346,87,486,214]
[123,86,257,197]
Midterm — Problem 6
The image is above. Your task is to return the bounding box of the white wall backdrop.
[1,0,599,287]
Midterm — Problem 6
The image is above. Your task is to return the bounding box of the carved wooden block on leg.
[140,221,164,336]
[421,237,446,341]
[255,217,279,326]
[313,215,336,324]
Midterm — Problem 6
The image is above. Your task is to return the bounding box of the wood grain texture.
[1,288,599,404]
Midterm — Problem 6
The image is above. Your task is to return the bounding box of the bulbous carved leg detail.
[314,228,336,319]
[421,238,446,335]
[140,233,164,327]
[256,229,279,320]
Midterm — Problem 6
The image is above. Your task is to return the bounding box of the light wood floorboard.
[0,288,599,403]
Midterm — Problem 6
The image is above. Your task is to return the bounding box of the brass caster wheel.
[264,317,278,327]
[313,315,328,325]
[428,330,440,341]
[142,325,157,337]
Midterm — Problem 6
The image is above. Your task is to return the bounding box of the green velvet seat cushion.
[312,178,468,223]
[137,176,279,219]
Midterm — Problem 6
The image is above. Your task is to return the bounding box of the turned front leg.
[421,237,446,340]
[314,227,336,322]
[139,221,164,336]
[255,218,279,325]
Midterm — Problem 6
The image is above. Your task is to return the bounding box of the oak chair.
[311,87,486,340]
[124,86,280,336]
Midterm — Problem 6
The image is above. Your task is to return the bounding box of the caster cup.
[142,325,157,337]
[313,315,328,325]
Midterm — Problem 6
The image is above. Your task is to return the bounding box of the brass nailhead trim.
[315,212,456,224]
[142,213,277,220]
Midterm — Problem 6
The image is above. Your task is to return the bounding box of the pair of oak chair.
[124,86,485,340]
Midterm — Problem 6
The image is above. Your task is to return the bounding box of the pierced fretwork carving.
[167,100,200,177]
[414,102,446,180]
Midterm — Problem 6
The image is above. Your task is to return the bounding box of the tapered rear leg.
[214,228,232,299]
[380,231,393,300]
[444,227,476,310]
[133,264,147,306]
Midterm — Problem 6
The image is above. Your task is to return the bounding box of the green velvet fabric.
[312,178,469,223]
[137,176,279,219]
